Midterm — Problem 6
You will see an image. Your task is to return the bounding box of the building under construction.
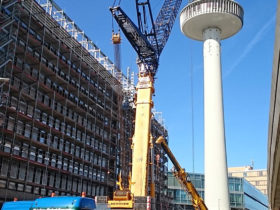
[0,0,169,207]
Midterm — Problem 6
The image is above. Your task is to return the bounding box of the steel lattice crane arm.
[110,0,182,76]
[110,6,158,74]
[151,0,182,56]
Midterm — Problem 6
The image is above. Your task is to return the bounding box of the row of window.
[3,117,114,165]
[11,67,113,126]
[17,22,118,103]
[10,73,119,131]
[0,157,106,196]
[0,140,109,180]
[8,95,117,146]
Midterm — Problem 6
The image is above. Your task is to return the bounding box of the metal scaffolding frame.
[0,0,169,208]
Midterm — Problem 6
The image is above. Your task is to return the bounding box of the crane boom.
[110,0,182,75]
[108,1,182,208]
[156,136,208,210]
[110,6,158,74]
[151,0,183,55]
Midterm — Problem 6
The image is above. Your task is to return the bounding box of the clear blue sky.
[55,0,277,173]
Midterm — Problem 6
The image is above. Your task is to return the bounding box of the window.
[7,116,15,131]
[55,119,60,130]
[39,130,46,143]
[34,109,41,121]
[57,156,62,169]
[12,140,20,155]
[51,154,56,167]
[53,136,58,149]
[63,158,68,171]
[43,95,50,106]
[44,152,49,165]
[64,141,69,153]
[29,146,36,161]
[48,116,54,127]
[41,113,48,125]
[85,150,89,161]
[71,127,76,138]
[48,172,55,187]
[27,166,34,182]
[4,138,11,153]
[69,160,73,173]
[59,138,64,150]
[10,161,18,179]
[74,162,78,174]
[16,120,24,135]
[18,162,26,180]
[75,146,80,157]
[19,101,27,114]
[29,86,36,98]
[61,175,66,189]
[37,149,43,163]
[79,164,83,176]
[27,105,34,117]
[80,148,84,159]
[24,124,31,138]
[70,143,75,155]
[22,143,29,158]
[31,127,38,141]
[34,168,41,184]
[66,124,71,136]
[10,97,17,109]
[8,182,16,190]
[84,165,88,177]
[61,122,65,133]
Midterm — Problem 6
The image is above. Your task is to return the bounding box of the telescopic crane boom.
[156,136,208,210]
[108,0,182,208]
[110,0,182,196]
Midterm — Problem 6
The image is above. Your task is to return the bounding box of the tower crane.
[107,0,182,209]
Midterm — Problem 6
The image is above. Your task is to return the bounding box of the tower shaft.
[180,1,243,209]
[203,27,229,210]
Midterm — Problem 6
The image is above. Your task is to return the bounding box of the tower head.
[180,0,244,41]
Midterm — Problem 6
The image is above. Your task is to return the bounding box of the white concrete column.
[203,27,230,210]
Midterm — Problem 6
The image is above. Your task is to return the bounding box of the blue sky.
[54,0,277,173]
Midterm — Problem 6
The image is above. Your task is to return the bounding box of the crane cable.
[189,41,195,173]
[112,0,122,32]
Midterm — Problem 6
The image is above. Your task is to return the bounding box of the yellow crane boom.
[156,136,208,210]
[131,73,154,197]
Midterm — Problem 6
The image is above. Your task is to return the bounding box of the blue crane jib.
[110,0,182,76]
[110,6,158,74]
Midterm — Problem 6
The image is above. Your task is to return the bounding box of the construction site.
[0,0,170,208]
[0,0,272,210]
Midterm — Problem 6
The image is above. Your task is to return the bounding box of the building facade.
[268,0,280,209]
[168,172,268,210]
[0,0,169,207]
[228,166,267,195]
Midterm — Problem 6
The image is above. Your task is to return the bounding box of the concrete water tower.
[180,0,243,209]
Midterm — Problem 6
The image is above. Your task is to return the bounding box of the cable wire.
[189,41,195,173]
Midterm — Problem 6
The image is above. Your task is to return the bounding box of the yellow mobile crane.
[156,136,208,210]
[107,0,183,209]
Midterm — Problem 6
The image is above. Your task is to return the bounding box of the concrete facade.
[268,0,280,209]
[228,166,267,195]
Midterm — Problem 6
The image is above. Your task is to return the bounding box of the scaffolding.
[0,0,123,201]
[0,0,169,208]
